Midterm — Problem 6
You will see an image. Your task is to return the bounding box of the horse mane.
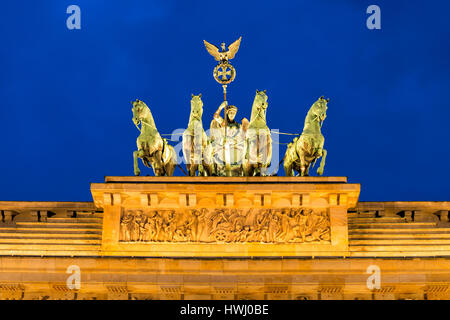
[249,93,267,124]
[302,99,326,133]
[305,100,324,122]
[141,101,157,129]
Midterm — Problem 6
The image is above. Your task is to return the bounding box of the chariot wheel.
[213,229,229,242]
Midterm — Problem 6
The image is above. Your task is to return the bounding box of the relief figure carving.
[120,207,330,244]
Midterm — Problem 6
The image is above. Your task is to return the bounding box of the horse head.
[254,89,268,109]
[310,96,329,126]
[131,99,156,128]
[250,90,268,123]
[189,94,203,122]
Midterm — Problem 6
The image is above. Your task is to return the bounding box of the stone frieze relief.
[120,208,330,244]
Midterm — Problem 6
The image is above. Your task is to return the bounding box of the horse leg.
[284,160,294,177]
[245,164,253,177]
[133,150,143,176]
[242,161,248,176]
[317,149,327,176]
[187,138,199,176]
[305,163,311,176]
[299,155,308,176]
[165,148,177,177]
[163,153,176,177]
[155,150,163,170]
[165,162,176,177]
[189,164,198,176]
[149,158,159,176]
[186,164,191,176]
[202,161,212,177]
[263,133,272,176]
[202,145,213,176]
[253,164,258,176]
[186,163,198,176]
[255,163,261,176]
[245,149,255,177]
[152,150,165,176]
[226,165,232,177]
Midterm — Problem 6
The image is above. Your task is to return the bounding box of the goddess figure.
[210,101,249,176]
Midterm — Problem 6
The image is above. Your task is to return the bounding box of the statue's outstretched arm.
[213,101,228,125]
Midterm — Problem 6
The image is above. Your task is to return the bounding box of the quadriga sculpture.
[182,94,213,176]
[132,99,177,176]
[243,90,272,176]
[284,96,328,176]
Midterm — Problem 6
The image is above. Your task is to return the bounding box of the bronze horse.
[182,94,213,176]
[244,90,272,176]
[132,99,177,176]
[284,96,328,176]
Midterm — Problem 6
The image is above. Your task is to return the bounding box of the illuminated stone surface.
[0,176,449,300]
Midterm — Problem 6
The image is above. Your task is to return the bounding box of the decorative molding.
[254,194,263,206]
[265,286,288,294]
[425,285,448,294]
[0,284,24,291]
[374,286,395,293]
[150,193,159,206]
[329,194,338,206]
[292,194,300,206]
[160,286,182,294]
[225,194,234,207]
[3,210,19,222]
[214,287,235,294]
[319,286,342,294]
[263,194,271,207]
[112,194,121,206]
[52,284,72,292]
[107,285,128,294]
[179,194,188,207]
[140,194,150,206]
[301,194,310,206]
[189,194,197,207]
[104,193,113,205]
[338,194,348,206]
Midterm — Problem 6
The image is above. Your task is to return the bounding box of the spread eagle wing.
[203,40,221,61]
[227,36,242,60]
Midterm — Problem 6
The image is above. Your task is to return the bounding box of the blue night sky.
[0,0,449,202]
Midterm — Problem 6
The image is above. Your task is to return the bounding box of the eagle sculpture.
[203,36,242,62]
